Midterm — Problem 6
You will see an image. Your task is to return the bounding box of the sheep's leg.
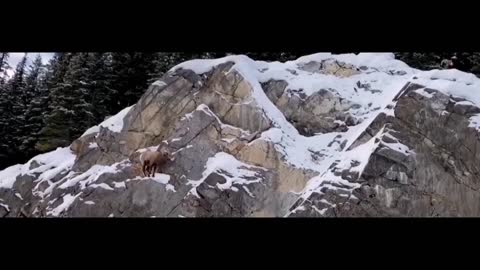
[143,161,150,177]
[151,164,157,177]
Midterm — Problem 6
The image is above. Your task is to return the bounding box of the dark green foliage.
[0,53,10,85]
[0,54,28,165]
[243,52,300,62]
[20,54,47,157]
[394,52,480,76]
[87,53,117,122]
[109,53,158,113]
[148,52,217,83]
[0,53,12,164]
[38,53,99,151]
[35,53,73,152]
[8,54,28,145]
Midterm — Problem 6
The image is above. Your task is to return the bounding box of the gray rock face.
[0,60,297,217]
[298,59,361,77]
[262,80,358,136]
[291,84,480,217]
[2,55,480,217]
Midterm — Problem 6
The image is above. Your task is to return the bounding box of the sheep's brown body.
[141,150,172,177]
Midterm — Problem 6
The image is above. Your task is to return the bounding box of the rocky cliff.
[2,53,480,217]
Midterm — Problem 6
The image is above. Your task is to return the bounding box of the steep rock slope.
[2,53,480,217]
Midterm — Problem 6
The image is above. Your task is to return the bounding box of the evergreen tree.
[148,52,176,82]
[109,52,158,113]
[148,52,221,83]
[466,53,480,75]
[8,54,28,145]
[0,53,10,85]
[0,53,11,126]
[20,54,47,156]
[0,53,11,167]
[44,53,94,146]
[9,53,28,101]
[0,54,28,165]
[86,52,116,122]
[66,53,97,137]
[36,53,73,152]
[36,52,123,152]
[243,52,299,62]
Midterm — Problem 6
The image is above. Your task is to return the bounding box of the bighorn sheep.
[140,150,173,177]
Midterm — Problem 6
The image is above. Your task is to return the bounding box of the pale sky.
[6,53,54,77]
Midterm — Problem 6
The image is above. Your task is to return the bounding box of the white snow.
[341,127,385,174]
[88,142,98,149]
[166,184,176,192]
[137,145,160,157]
[58,160,128,190]
[0,165,23,189]
[130,174,175,192]
[84,201,95,205]
[174,53,480,212]
[149,174,171,184]
[14,193,23,200]
[0,203,10,212]
[173,54,420,208]
[28,147,76,176]
[89,183,114,191]
[187,152,266,197]
[172,144,194,156]
[47,193,82,216]
[291,126,385,209]
[113,181,126,189]
[0,147,76,189]
[381,141,414,155]
[414,69,480,106]
[242,185,255,198]
[152,80,167,87]
[311,205,328,215]
[82,126,100,137]
[415,88,434,98]
[469,114,480,129]
[295,206,306,212]
[221,138,236,144]
[81,105,133,136]
[454,100,475,106]
[183,55,407,174]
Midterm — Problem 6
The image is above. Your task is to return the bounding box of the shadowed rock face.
[2,55,480,217]
[290,84,480,217]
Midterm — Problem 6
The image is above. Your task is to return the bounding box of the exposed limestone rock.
[4,54,480,217]
[298,59,361,77]
[262,81,359,136]
[294,84,480,217]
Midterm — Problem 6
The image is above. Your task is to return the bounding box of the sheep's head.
[160,149,174,161]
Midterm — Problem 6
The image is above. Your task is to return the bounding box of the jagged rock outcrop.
[290,83,480,217]
[262,81,358,136]
[2,53,480,217]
